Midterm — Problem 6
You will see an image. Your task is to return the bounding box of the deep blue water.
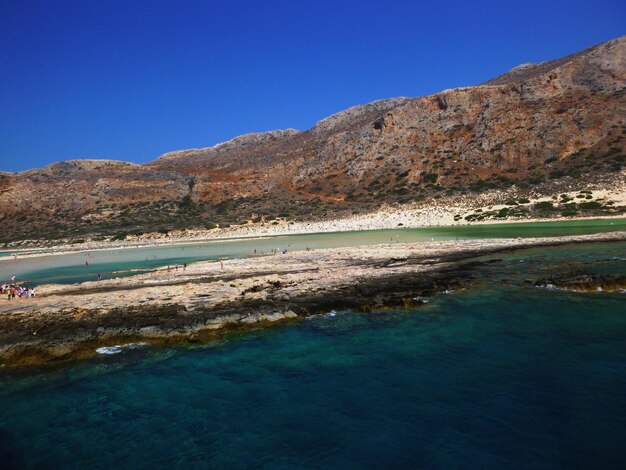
[1,286,626,468]
[1,242,626,468]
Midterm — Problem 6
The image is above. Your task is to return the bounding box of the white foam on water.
[96,342,148,355]
[306,310,338,320]
[96,346,123,355]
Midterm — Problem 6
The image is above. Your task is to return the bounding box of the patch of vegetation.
[534,201,555,211]
[578,201,603,210]
[422,173,438,184]
[526,176,544,185]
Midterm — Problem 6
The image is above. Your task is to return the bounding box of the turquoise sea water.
[2,218,625,286]
[1,242,625,468]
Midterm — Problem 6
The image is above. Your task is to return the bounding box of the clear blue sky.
[1,0,624,172]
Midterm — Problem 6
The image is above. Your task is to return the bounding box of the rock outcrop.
[535,273,626,292]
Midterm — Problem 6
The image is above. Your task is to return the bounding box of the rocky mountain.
[1,36,625,243]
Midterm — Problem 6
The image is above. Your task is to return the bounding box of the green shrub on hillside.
[578,201,602,210]
[534,201,555,211]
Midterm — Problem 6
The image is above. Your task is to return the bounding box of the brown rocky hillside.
[1,36,625,243]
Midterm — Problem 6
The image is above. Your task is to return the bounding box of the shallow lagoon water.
[1,242,625,468]
[2,218,625,285]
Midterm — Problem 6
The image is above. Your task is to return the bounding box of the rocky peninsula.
[1,231,625,367]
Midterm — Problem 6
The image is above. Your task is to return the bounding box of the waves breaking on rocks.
[96,342,148,355]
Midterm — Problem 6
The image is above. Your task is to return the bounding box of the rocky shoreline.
[535,273,626,292]
[1,231,625,367]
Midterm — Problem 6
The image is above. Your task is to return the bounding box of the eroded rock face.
[1,36,625,242]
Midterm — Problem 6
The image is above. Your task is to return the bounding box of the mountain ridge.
[482,35,625,87]
[1,35,624,244]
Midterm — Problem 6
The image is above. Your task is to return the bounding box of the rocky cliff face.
[1,36,624,242]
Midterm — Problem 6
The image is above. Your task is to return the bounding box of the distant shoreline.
[3,183,625,258]
[2,213,625,262]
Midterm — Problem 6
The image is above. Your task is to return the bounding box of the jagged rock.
[535,273,626,292]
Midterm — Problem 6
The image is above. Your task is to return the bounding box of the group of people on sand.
[2,282,35,300]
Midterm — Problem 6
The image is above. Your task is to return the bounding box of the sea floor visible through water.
[1,241,625,468]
